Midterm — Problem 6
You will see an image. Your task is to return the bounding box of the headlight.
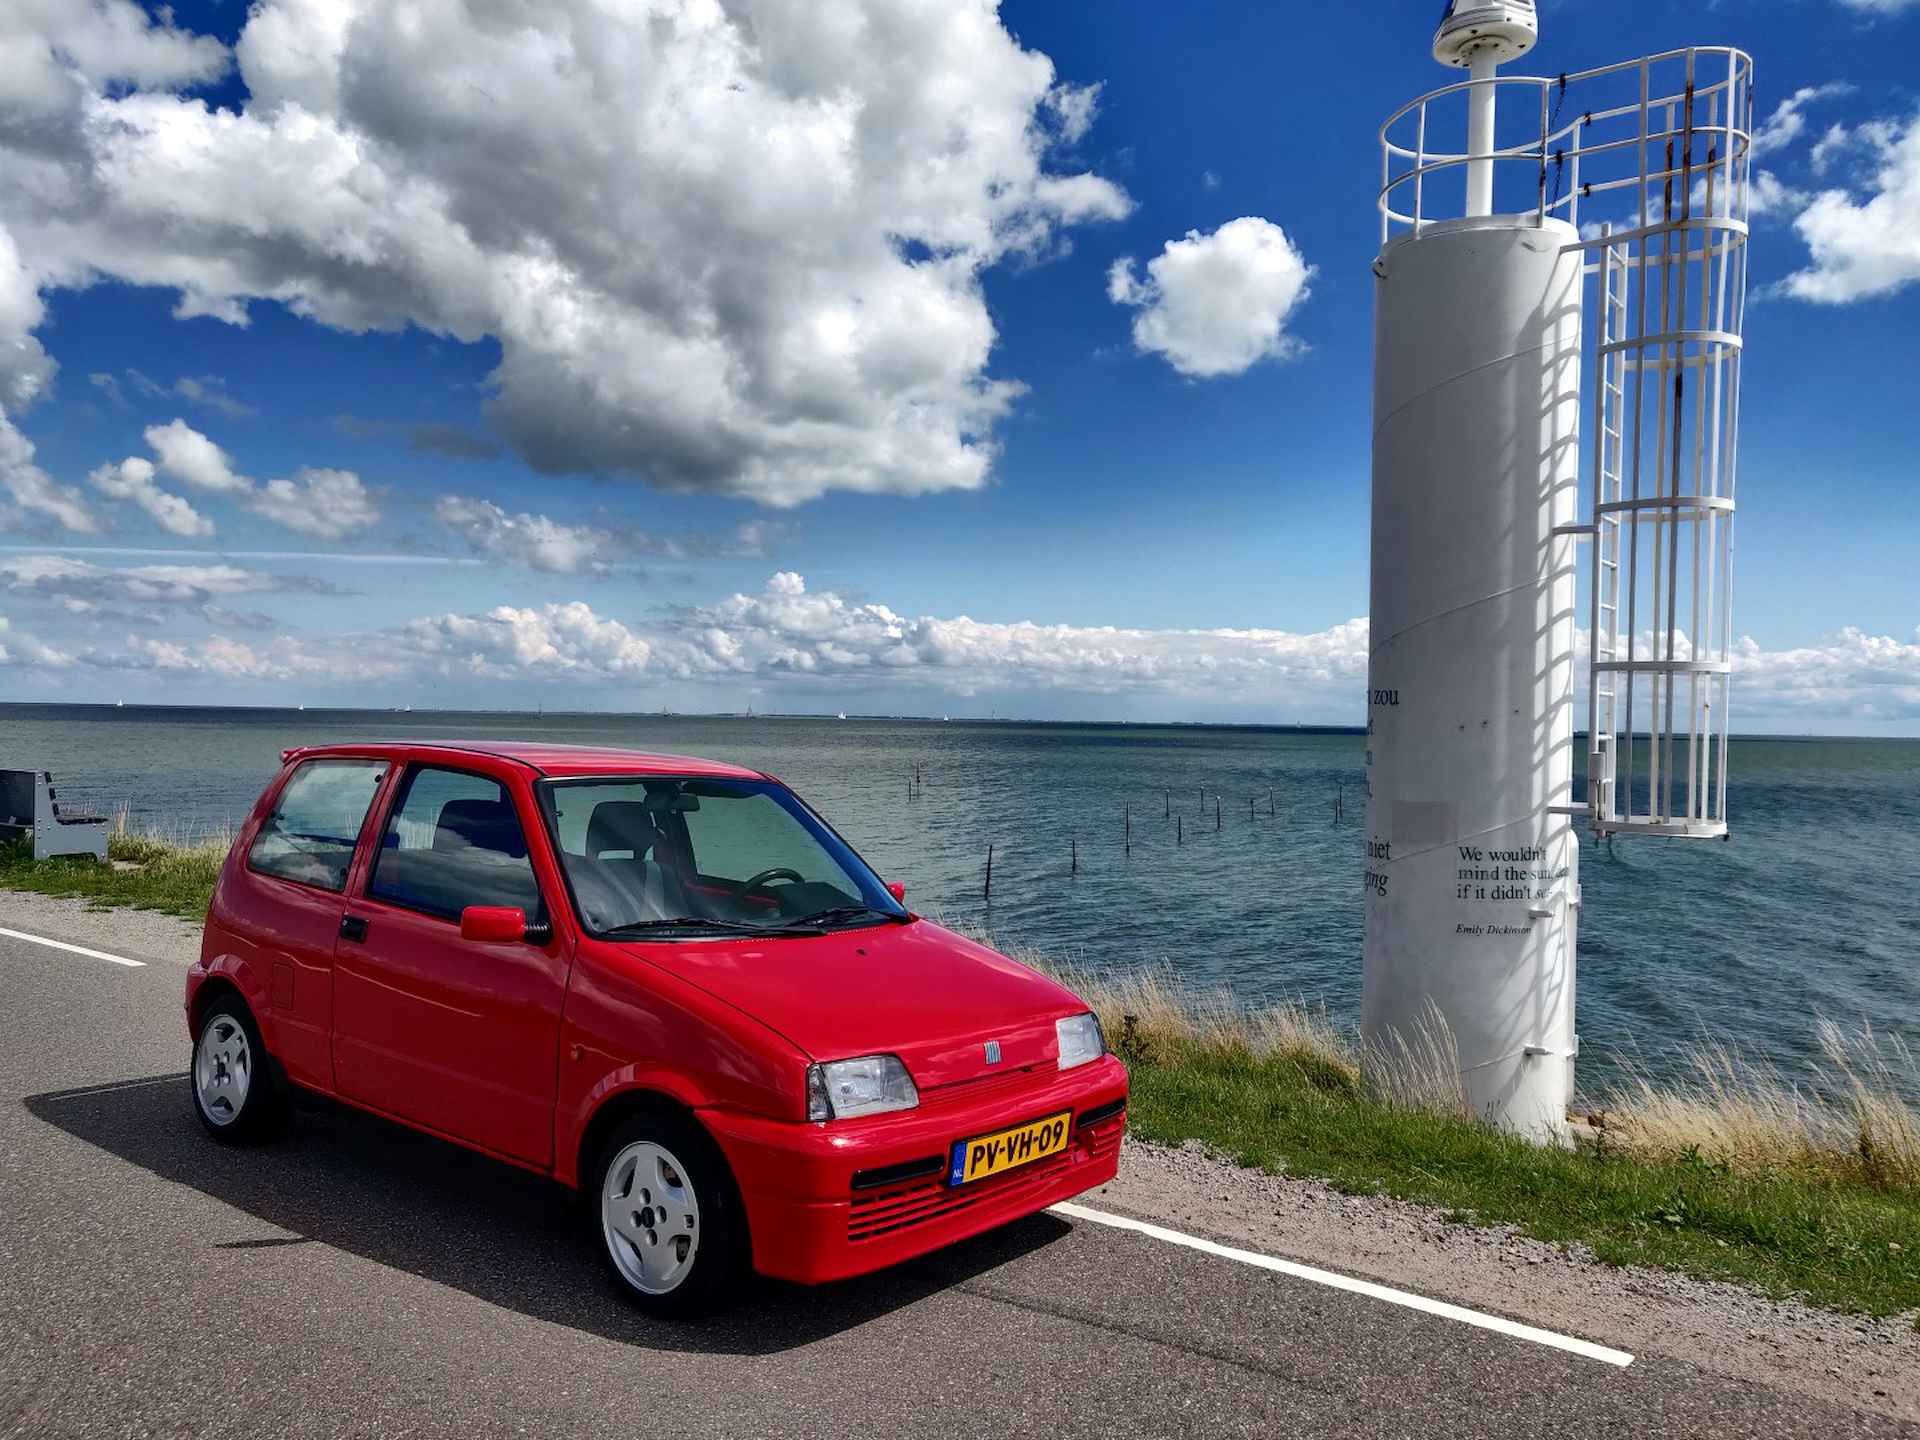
[1056,1012,1105,1071]
[806,1054,919,1121]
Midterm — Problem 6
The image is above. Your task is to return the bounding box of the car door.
[331,763,570,1167]
[226,756,392,1090]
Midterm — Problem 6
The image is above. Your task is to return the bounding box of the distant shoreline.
[4,701,1915,744]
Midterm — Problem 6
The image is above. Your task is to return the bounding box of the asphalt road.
[0,916,1910,1440]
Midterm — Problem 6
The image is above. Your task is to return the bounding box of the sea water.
[3,703,1913,1099]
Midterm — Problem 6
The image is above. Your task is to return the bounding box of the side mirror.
[887,881,907,903]
[461,905,532,943]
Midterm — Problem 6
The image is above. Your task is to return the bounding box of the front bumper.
[703,1053,1128,1285]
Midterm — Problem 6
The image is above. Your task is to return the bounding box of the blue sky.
[0,0,1916,730]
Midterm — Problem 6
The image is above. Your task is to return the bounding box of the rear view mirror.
[887,881,907,903]
[461,905,529,943]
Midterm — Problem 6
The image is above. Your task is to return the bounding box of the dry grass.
[1600,1022,1920,1187]
[1001,934,1920,1189]
[1003,942,1360,1080]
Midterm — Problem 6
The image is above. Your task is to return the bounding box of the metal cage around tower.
[1378,46,1754,840]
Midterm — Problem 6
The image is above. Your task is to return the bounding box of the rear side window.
[248,759,389,893]
[368,766,541,921]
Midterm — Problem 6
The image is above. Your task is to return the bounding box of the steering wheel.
[736,867,805,901]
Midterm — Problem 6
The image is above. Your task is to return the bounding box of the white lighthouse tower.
[1362,5,1753,1136]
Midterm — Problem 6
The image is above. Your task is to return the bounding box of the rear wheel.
[190,998,283,1142]
[593,1110,747,1317]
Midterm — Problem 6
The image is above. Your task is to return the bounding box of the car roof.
[282,740,768,781]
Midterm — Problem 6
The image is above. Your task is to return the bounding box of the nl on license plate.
[947,1110,1072,1186]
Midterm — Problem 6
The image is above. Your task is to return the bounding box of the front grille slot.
[850,1154,945,1191]
[1077,1098,1126,1128]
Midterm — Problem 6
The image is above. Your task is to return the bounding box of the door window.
[368,767,541,921]
[247,759,389,892]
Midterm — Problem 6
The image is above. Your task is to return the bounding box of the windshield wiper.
[604,916,825,939]
[788,904,911,928]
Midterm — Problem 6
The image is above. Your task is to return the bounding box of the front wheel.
[593,1111,748,1317]
[190,999,283,1142]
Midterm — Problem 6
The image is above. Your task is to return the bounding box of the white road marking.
[0,926,146,968]
[1051,1201,1635,1369]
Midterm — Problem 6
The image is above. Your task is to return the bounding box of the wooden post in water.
[984,844,993,899]
[1125,806,1131,857]
[1164,789,1170,820]
[1250,795,1255,822]
[1215,795,1221,831]
[1071,838,1078,876]
[1269,787,1276,817]
[1177,815,1183,846]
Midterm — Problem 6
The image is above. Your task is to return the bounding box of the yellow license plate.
[947,1111,1072,1186]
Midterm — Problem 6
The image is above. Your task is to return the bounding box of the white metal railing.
[1381,47,1753,840]
[1379,46,1754,244]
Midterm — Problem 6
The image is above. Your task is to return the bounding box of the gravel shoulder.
[1090,1136,1920,1426]
[0,889,202,967]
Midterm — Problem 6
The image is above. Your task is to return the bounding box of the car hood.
[623,919,1089,1092]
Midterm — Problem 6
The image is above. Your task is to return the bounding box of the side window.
[248,760,389,893]
[368,767,540,921]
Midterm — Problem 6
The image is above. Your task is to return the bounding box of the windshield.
[537,775,909,937]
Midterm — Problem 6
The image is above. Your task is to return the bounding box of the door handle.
[339,915,369,943]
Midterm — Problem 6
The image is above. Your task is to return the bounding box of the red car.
[186,741,1127,1313]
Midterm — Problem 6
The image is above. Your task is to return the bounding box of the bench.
[0,769,110,862]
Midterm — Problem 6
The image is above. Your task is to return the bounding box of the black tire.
[190,998,285,1143]
[591,1109,749,1317]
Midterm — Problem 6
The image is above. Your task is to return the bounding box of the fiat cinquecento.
[186,741,1128,1313]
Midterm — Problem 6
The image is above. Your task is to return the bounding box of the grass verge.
[1034,960,1920,1321]
[0,831,225,922]
[4,841,1915,1318]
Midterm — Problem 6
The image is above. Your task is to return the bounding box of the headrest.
[586,800,658,860]
[432,798,527,858]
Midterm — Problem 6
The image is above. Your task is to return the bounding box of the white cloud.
[0,555,335,606]
[1746,171,1808,218]
[1043,82,1103,145]
[144,419,250,493]
[0,0,227,109]
[249,468,379,540]
[1733,627,1920,724]
[402,602,654,682]
[1811,123,1854,176]
[0,0,1129,507]
[1752,83,1853,157]
[1108,218,1314,378]
[1834,0,1919,13]
[129,419,381,540]
[110,632,347,682]
[0,613,71,668]
[1779,110,1920,302]
[4,569,1918,728]
[87,456,213,537]
[172,375,253,419]
[433,494,787,573]
[0,408,95,532]
[659,573,1371,697]
[433,496,612,576]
